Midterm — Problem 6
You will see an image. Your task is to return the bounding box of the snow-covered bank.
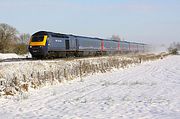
[0,55,179,119]
[0,53,167,96]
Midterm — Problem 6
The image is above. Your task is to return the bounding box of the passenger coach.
[28,31,146,58]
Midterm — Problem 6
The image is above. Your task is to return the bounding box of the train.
[28,31,147,58]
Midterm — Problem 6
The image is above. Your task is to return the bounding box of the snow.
[0,53,31,60]
[0,53,23,60]
[0,55,179,119]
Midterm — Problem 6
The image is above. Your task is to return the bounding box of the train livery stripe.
[30,35,48,46]
[101,40,104,51]
[118,41,120,50]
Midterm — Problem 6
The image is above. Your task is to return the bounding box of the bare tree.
[168,42,180,54]
[110,35,121,41]
[175,42,180,50]
[0,23,18,52]
[18,33,31,45]
[168,42,180,50]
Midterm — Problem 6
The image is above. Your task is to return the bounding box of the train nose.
[29,46,47,57]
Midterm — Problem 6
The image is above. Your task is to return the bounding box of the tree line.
[0,23,30,54]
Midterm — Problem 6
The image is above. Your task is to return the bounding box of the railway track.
[0,56,96,63]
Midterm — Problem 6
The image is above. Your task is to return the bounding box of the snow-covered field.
[0,55,180,119]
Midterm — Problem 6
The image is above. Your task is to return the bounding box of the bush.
[14,44,28,55]
[169,48,178,55]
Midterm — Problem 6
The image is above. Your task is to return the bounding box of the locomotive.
[28,31,147,58]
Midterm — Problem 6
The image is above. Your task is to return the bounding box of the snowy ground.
[0,55,180,119]
[0,53,30,60]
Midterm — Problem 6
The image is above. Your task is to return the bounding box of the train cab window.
[31,36,44,42]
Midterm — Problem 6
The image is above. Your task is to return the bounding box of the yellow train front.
[28,31,49,58]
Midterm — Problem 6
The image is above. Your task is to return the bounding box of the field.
[0,54,180,119]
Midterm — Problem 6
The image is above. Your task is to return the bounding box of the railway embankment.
[0,53,169,97]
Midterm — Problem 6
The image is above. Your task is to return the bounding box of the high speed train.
[28,31,147,58]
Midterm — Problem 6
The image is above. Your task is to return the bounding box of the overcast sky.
[0,0,180,45]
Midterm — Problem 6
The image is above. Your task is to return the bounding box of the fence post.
[58,70,60,79]
[31,72,33,78]
[51,72,54,81]
[37,72,41,86]
[64,68,67,80]
[44,71,46,80]
[23,74,26,82]
[37,72,40,80]
[79,61,82,81]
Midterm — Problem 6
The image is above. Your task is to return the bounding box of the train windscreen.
[31,36,44,42]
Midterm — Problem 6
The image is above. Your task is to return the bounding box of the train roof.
[32,31,69,38]
[32,31,147,45]
[69,34,102,40]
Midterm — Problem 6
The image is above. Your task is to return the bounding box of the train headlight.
[30,46,32,48]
